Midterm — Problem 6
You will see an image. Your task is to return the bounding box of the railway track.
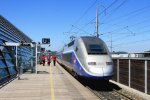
[86,85,145,100]
[87,86,133,100]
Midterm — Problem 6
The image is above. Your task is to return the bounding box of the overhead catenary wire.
[113,25,150,41]
[80,0,119,30]
[69,0,128,37]
[101,5,150,36]
[66,0,150,52]
[102,4,150,26]
[106,29,150,50]
[71,0,119,35]
[103,2,150,52]
[103,17,150,42]
[113,38,150,48]
[100,0,128,23]
[68,0,98,34]
[102,15,150,37]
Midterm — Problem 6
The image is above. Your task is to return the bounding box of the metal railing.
[112,57,150,94]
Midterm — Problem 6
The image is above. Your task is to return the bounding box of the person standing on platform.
[47,55,51,66]
[41,55,46,66]
[52,55,56,66]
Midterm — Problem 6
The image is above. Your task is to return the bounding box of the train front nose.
[88,66,104,75]
[87,61,104,76]
[87,61,113,76]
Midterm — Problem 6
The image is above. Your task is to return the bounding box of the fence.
[112,58,150,94]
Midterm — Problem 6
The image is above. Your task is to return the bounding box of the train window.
[62,53,72,63]
[68,40,74,47]
[87,44,107,55]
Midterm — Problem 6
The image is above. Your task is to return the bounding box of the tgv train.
[57,36,113,79]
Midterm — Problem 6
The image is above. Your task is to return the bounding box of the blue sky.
[1,0,150,53]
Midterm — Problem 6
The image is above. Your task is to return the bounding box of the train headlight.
[88,62,96,65]
[106,62,112,65]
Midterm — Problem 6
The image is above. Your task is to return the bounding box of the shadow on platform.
[80,79,121,92]
[18,78,29,80]
[37,71,49,74]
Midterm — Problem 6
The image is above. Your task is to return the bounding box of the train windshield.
[87,44,107,55]
[81,37,108,55]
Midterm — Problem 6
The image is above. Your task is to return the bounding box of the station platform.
[0,63,99,100]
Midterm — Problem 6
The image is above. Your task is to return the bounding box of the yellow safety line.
[50,64,55,100]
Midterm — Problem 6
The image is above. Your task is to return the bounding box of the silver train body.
[57,36,113,79]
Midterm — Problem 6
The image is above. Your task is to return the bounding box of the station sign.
[42,38,50,44]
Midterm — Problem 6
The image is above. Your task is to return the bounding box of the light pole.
[15,46,18,69]
[31,41,38,74]
[35,43,38,74]
[96,5,106,38]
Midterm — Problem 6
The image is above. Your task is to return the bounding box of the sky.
[1,0,150,53]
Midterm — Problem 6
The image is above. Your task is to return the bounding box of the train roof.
[80,36,104,44]
[65,36,104,47]
[61,36,107,54]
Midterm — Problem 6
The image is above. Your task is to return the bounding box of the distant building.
[128,53,144,58]
[144,51,150,57]
[112,51,150,58]
[111,51,128,58]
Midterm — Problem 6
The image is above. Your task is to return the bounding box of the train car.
[57,36,113,80]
